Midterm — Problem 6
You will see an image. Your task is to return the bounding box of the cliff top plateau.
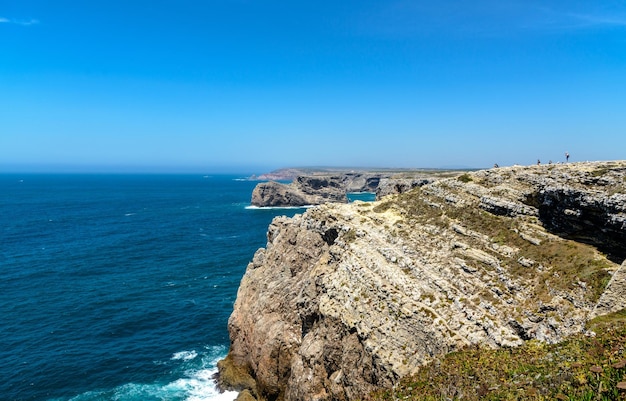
[249,167,464,182]
[220,160,626,401]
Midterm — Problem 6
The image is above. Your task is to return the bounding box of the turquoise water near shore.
[347,192,376,202]
[0,174,305,401]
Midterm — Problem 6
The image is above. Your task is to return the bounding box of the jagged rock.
[341,173,381,193]
[375,178,433,199]
[222,161,626,401]
[479,196,538,217]
[593,260,626,317]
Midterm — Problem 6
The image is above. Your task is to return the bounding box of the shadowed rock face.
[534,187,626,262]
[375,178,433,199]
[221,161,626,401]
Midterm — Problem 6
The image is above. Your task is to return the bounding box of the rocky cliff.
[220,161,626,401]
[375,177,434,199]
[251,176,348,207]
[251,171,459,207]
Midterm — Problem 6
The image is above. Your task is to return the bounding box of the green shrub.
[369,310,626,401]
[458,173,473,183]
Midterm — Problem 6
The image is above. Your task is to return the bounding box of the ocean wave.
[49,347,238,401]
[167,367,238,401]
[172,350,198,361]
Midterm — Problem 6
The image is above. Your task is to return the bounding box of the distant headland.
[248,167,470,207]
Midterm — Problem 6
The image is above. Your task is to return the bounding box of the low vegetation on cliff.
[370,310,626,401]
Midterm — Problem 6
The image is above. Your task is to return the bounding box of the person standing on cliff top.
[566,152,570,162]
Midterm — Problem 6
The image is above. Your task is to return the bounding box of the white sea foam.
[173,347,237,401]
[167,367,238,401]
[55,347,238,401]
[173,348,238,401]
[172,350,198,361]
[245,205,313,210]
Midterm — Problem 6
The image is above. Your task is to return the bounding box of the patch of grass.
[342,229,357,243]
[590,168,611,177]
[510,239,613,304]
[368,311,626,401]
[373,201,393,213]
[395,188,447,227]
[588,309,626,332]
[458,173,473,183]
[421,292,436,303]
[419,307,437,320]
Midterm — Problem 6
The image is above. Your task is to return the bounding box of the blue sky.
[1,1,625,173]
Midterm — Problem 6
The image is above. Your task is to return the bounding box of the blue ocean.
[0,174,309,401]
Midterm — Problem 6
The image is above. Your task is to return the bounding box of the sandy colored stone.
[221,161,626,401]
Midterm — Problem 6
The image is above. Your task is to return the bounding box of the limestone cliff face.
[221,161,626,401]
[375,177,434,199]
[251,176,348,207]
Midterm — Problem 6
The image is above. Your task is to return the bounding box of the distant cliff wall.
[375,177,434,199]
[221,161,626,401]
[251,172,448,207]
[251,176,348,207]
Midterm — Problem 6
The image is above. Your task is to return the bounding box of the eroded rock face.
[594,260,626,318]
[222,161,626,401]
[375,178,434,199]
[250,172,444,207]
[535,188,626,262]
[251,177,348,207]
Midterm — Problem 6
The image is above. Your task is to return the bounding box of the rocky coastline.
[249,169,462,207]
[220,161,626,401]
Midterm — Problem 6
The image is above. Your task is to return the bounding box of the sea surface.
[0,174,336,401]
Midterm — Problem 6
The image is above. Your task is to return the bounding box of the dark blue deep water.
[0,174,304,401]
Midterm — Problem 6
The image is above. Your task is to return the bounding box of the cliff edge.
[220,161,626,401]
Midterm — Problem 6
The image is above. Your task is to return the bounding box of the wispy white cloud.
[566,12,626,28]
[0,17,39,26]
[352,1,626,39]
[528,5,626,32]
